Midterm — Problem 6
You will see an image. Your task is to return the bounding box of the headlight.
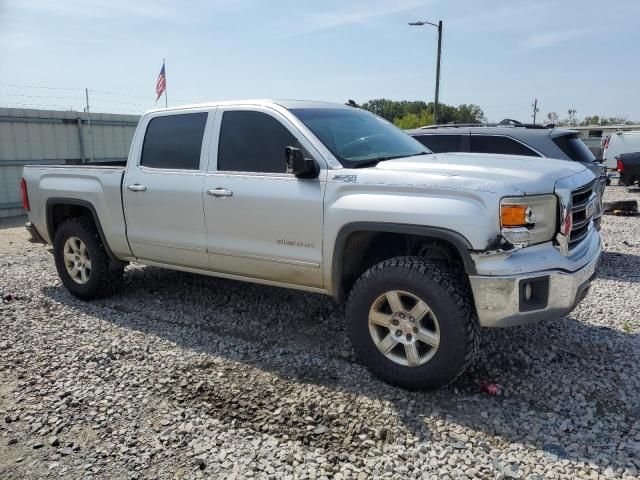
[500,195,558,247]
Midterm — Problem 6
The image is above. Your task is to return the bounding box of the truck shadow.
[42,260,640,475]
[598,251,640,283]
[0,214,27,230]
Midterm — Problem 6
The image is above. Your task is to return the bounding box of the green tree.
[581,115,600,126]
[546,112,559,124]
[393,110,434,129]
[360,99,485,126]
[454,104,486,123]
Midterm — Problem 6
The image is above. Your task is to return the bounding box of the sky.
[1,0,639,123]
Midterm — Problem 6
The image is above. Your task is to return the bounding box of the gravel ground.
[1,183,639,480]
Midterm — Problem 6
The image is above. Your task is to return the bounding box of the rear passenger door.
[470,135,541,157]
[203,106,326,288]
[123,110,214,268]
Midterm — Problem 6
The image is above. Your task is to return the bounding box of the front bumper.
[469,229,601,328]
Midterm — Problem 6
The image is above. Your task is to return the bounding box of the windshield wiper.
[352,151,430,168]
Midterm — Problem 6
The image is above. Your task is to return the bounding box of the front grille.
[569,180,595,247]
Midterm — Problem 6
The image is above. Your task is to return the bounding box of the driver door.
[203,106,327,288]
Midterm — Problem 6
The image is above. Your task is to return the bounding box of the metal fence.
[0,108,140,217]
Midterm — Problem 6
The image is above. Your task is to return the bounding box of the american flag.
[156,62,166,101]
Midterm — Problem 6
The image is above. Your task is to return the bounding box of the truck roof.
[144,99,352,115]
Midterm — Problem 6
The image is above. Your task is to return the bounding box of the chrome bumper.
[469,230,601,328]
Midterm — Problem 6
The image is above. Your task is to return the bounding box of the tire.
[53,217,123,299]
[619,175,632,187]
[346,257,479,390]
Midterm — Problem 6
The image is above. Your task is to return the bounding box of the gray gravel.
[1,183,639,479]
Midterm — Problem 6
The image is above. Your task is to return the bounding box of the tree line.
[546,110,637,127]
[358,99,485,129]
[355,99,637,129]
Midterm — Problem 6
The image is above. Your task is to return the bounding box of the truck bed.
[22,164,132,259]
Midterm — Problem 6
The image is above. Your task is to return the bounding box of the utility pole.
[531,98,539,124]
[85,88,95,163]
[434,20,442,125]
[409,19,443,125]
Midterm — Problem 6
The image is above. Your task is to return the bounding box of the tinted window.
[414,134,463,153]
[218,111,297,173]
[291,108,430,167]
[553,134,597,163]
[140,113,207,170]
[471,135,540,157]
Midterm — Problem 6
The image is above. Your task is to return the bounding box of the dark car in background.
[406,120,606,227]
[617,152,640,186]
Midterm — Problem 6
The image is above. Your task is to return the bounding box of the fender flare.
[331,222,477,302]
[45,197,119,263]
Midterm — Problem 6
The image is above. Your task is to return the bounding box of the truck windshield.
[290,108,431,168]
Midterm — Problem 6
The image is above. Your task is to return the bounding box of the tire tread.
[54,217,123,299]
[346,256,479,389]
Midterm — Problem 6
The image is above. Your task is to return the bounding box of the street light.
[409,20,443,124]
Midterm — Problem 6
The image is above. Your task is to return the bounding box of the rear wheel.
[53,218,123,299]
[346,257,479,390]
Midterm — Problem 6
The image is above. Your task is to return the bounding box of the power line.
[0,101,83,110]
[0,92,86,100]
[0,83,84,92]
[88,89,158,100]
[89,89,201,104]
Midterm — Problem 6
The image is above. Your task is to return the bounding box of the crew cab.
[21,100,602,390]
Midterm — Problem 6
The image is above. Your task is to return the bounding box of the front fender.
[323,182,500,298]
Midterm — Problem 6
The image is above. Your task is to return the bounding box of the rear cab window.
[553,134,597,163]
[471,135,541,157]
[140,113,208,170]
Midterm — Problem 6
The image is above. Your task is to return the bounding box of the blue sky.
[1,0,639,122]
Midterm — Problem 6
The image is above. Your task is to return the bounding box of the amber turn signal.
[500,204,528,227]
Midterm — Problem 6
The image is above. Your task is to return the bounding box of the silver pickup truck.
[21,100,601,390]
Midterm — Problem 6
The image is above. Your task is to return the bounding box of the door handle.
[127,184,147,192]
[207,188,233,198]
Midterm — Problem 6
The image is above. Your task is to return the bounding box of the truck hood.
[371,152,588,195]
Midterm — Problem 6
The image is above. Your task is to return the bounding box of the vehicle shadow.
[0,214,27,230]
[42,262,640,475]
[598,250,640,283]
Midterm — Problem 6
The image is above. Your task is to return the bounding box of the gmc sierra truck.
[21,100,602,390]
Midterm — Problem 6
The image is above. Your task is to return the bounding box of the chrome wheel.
[368,290,440,367]
[63,237,91,284]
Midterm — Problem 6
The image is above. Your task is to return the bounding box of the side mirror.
[285,146,319,179]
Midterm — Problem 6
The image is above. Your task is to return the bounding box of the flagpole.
[163,58,168,108]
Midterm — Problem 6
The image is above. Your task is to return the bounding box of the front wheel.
[346,257,479,390]
[53,218,123,299]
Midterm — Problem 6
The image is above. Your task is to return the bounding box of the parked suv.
[407,121,605,227]
[22,101,601,390]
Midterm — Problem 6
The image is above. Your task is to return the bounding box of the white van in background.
[603,131,640,168]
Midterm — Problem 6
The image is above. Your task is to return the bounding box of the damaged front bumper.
[468,227,601,328]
